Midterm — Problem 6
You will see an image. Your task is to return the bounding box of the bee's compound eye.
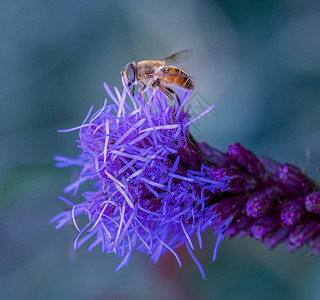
[125,63,136,84]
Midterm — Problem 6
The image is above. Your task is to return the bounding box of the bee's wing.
[161,73,191,78]
[162,50,193,65]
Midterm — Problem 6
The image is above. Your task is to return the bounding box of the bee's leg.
[166,87,181,106]
[131,85,135,97]
[158,86,178,120]
[162,87,182,117]
[138,84,147,105]
[166,87,187,117]
[149,89,157,111]
[158,86,176,103]
[149,79,161,111]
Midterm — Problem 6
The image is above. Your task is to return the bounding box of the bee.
[122,50,194,112]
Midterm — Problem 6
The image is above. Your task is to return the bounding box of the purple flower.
[51,78,320,278]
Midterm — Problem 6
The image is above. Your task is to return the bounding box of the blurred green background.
[1,0,320,299]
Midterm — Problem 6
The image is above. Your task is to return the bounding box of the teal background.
[1,0,320,299]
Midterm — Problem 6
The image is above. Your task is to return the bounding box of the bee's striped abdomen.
[162,67,194,90]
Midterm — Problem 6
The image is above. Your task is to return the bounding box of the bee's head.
[122,62,137,87]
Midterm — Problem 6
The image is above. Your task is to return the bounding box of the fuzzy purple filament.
[51,79,320,278]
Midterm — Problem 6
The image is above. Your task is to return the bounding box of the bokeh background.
[1,0,320,299]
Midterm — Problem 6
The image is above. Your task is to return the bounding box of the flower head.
[51,78,320,278]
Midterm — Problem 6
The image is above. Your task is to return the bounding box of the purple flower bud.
[310,236,320,254]
[280,199,307,228]
[277,164,314,195]
[226,216,252,238]
[288,219,320,248]
[263,228,289,249]
[245,186,281,218]
[198,142,233,168]
[259,156,281,177]
[210,168,257,193]
[228,143,265,178]
[210,197,246,228]
[250,214,280,240]
[177,135,204,170]
[305,192,320,214]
